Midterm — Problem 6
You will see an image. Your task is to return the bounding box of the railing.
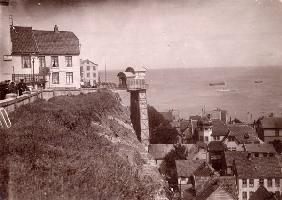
[127,83,148,90]
[12,74,46,84]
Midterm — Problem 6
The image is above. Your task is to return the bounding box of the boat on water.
[216,88,231,92]
[216,88,236,92]
[254,80,263,84]
[209,82,225,86]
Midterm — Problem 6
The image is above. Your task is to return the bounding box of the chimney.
[54,25,59,33]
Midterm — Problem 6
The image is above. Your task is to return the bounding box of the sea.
[100,66,282,123]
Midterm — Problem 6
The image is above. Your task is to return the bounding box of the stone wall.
[0,88,98,113]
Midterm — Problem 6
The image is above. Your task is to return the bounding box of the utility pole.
[32,57,35,89]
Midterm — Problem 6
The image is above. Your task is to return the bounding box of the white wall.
[12,55,80,88]
[223,140,244,151]
[238,178,282,200]
[81,61,99,86]
[0,5,13,81]
[199,128,212,144]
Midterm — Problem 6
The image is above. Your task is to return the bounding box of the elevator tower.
[117,67,149,149]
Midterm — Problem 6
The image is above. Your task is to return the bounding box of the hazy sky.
[7,0,282,69]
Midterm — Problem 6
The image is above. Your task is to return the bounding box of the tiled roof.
[261,117,282,129]
[193,162,214,177]
[211,119,229,136]
[10,26,80,55]
[175,160,204,177]
[10,26,39,54]
[208,141,225,152]
[249,185,277,200]
[227,124,259,144]
[224,151,248,167]
[189,115,201,121]
[235,157,282,178]
[80,59,98,65]
[195,177,237,200]
[244,143,276,153]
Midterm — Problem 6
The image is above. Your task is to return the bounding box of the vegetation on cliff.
[148,106,179,144]
[0,90,169,200]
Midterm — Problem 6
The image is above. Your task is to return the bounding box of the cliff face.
[0,90,169,200]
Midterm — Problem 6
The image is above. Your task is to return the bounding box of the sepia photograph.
[1,0,282,199]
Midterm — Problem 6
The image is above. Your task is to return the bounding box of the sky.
[5,0,282,70]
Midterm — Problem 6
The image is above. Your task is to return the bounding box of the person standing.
[17,79,28,96]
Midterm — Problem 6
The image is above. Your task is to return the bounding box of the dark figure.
[17,79,29,96]
[8,82,17,94]
[0,82,7,100]
[0,80,10,100]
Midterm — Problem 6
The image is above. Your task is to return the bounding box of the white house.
[235,156,282,200]
[198,118,229,144]
[257,117,282,143]
[9,25,80,88]
[0,2,13,82]
[80,59,98,87]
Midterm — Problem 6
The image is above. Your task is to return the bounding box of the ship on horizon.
[209,81,225,86]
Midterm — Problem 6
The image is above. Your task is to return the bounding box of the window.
[269,153,274,157]
[254,153,259,157]
[93,66,96,71]
[87,66,90,70]
[52,72,59,84]
[242,192,247,200]
[65,56,72,67]
[249,179,254,187]
[263,153,268,157]
[87,73,90,78]
[38,56,46,68]
[66,72,73,84]
[228,137,234,142]
[93,73,96,78]
[249,192,254,198]
[231,147,236,151]
[22,56,31,68]
[205,136,209,142]
[213,136,220,141]
[275,178,280,187]
[199,136,203,141]
[268,178,273,187]
[242,179,247,188]
[259,178,264,186]
[51,56,59,67]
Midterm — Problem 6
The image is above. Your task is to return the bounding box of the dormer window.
[51,56,59,67]
[244,133,249,139]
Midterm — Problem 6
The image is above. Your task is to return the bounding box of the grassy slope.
[0,90,168,200]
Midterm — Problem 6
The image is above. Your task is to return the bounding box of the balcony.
[12,74,47,84]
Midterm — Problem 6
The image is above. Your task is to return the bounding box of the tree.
[150,125,179,144]
[148,105,179,144]
[161,145,188,191]
[148,105,165,132]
